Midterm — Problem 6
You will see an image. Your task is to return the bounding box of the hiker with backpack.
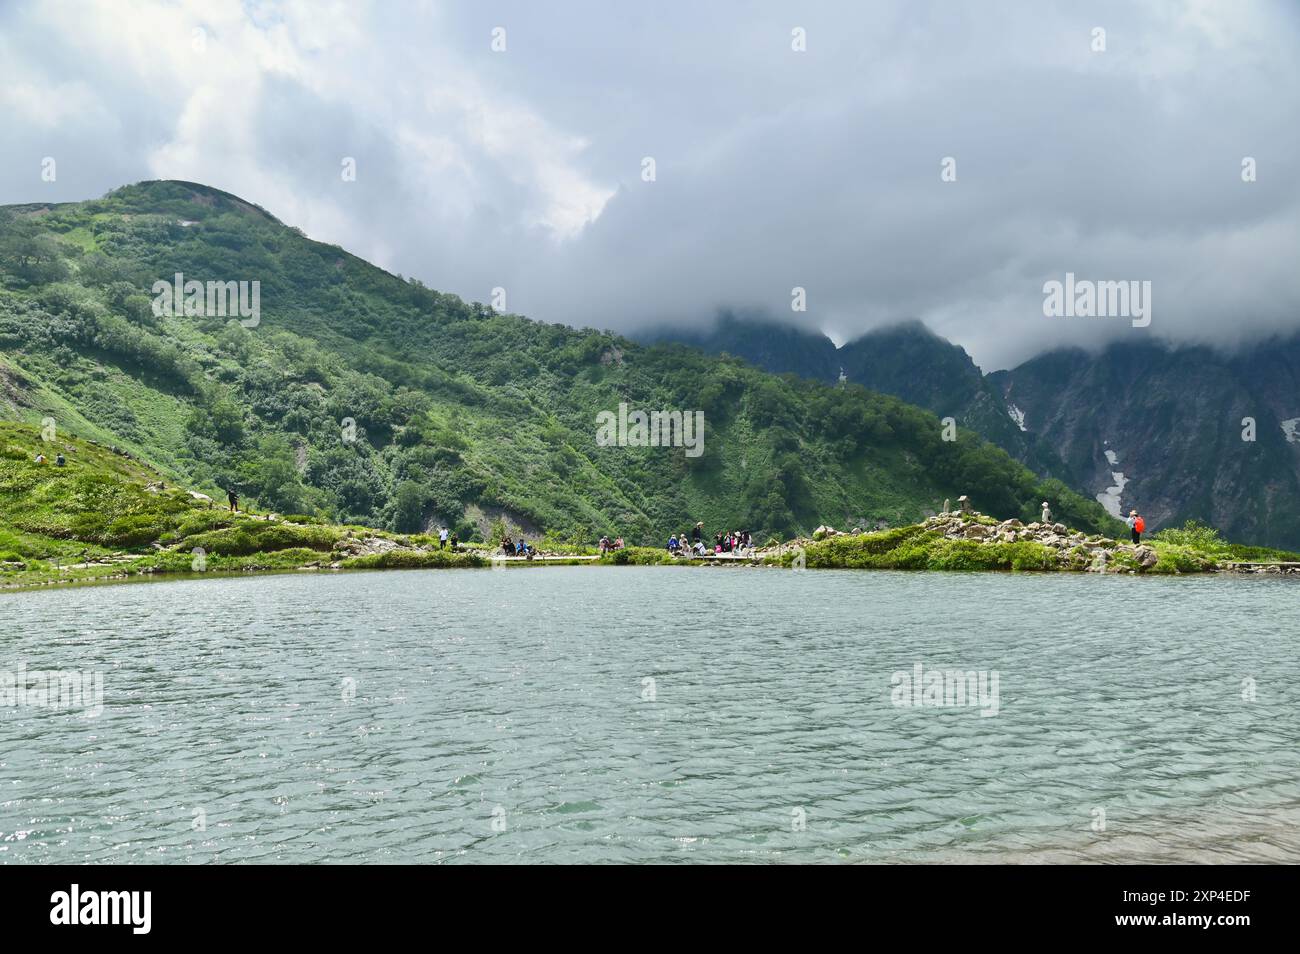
[1127,509,1145,544]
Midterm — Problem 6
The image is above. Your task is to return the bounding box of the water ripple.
[1,568,1297,862]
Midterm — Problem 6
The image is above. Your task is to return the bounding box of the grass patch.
[341,549,484,569]
[599,546,676,566]
[179,520,340,556]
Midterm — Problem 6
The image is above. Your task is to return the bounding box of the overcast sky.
[3,0,1298,369]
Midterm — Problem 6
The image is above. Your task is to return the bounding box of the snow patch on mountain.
[1096,443,1127,518]
[1007,403,1027,431]
[1282,418,1300,443]
[1096,472,1129,519]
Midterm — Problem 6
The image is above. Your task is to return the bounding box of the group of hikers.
[33,451,66,467]
[667,523,753,557]
[500,534,534,558]
[597,535,624,553]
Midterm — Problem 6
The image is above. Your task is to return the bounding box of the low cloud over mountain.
[4,1,1298,369]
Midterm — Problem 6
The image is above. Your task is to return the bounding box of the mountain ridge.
[642,315,1300,548]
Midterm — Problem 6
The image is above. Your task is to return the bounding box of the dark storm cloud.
[3,0,1298,369]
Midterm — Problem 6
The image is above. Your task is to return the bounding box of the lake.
[2,566,1298,863]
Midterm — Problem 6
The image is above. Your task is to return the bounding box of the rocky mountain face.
[645,317,1300,549]
[993,338,1300,549]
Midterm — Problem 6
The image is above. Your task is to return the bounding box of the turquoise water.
[2,566,1298,863]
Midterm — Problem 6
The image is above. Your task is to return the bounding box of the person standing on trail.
[1041,501,1051,523]
[439,526,448,550]
[1127,509,1145,544]
[227,489,238,513]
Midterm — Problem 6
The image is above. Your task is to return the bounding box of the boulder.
[1134,545,1158,570]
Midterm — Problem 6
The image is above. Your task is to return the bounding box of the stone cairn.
[766,496,1184,573]
[927,497,1157,572]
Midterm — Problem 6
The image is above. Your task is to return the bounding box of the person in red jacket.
[1127,509,1145,544]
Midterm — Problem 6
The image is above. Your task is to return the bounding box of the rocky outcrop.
[921,510,1164,573]
[332,535,401,558]
[1218,561,1300,575]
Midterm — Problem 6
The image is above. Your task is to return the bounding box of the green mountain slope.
[0,180,1120,543]
[640,317,1076,483]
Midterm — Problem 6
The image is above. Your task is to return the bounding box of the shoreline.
[6,423,1298,595]
[4,548,1299,596]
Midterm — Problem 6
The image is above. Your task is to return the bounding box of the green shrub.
[102,512,170,547]
[342,549,483,569]
[172,510,234,537]
[925,539,1007,571]
[1221,543,1300,563]
[280,513,327,525]
[180,521,339,555]
[1152,544,1216,573]
[1151,520,1227,553]
[1007,541,1060,571]
[600,546,674,566]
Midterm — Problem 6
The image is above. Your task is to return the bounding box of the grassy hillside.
[0,180,1123,544]
[0,421,485,587]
